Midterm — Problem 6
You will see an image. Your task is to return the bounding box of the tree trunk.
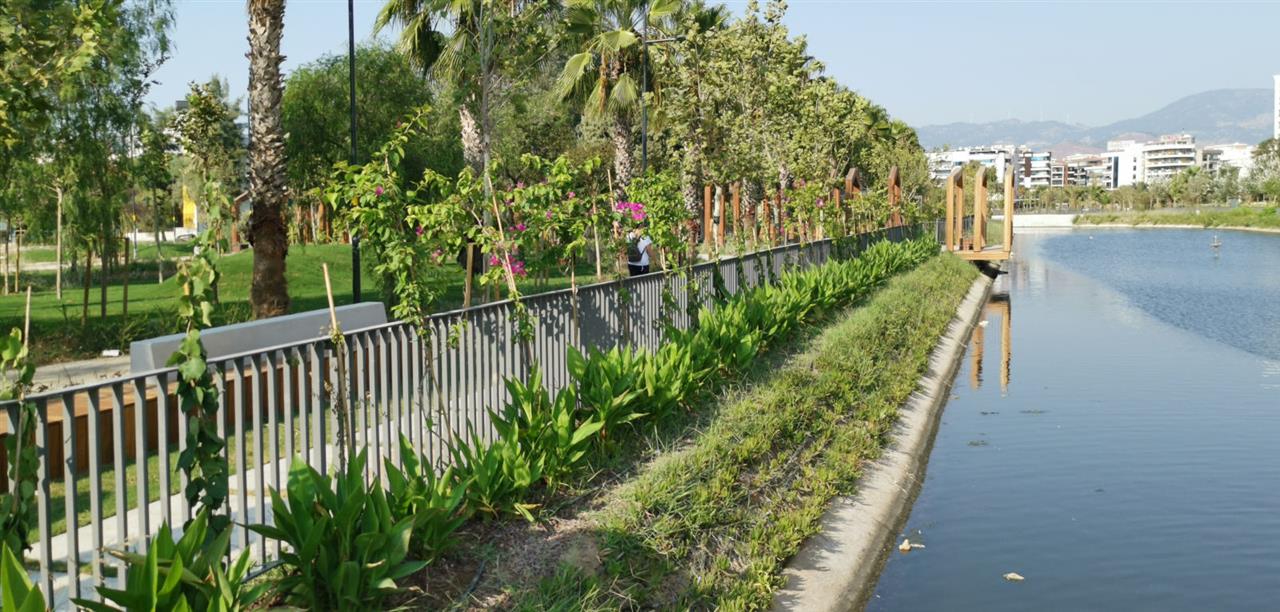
[13,224,20,292]
[122,238,130,318]
[247,0,291,318]
[155,188,166,283]
[82,246,92,327]
[610,112,634,194]
[55,187,63,299]
[100,237,108,319]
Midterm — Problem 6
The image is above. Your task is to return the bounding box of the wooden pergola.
[944,162,1014,262]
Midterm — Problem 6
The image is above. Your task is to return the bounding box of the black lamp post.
[348,0,361,302]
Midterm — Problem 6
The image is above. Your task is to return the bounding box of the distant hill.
[917,88,1273,151]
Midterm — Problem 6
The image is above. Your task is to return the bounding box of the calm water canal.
[866,228,1280,611]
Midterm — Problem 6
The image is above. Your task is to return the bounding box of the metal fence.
[1,223,929,607]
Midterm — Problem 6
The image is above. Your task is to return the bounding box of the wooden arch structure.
[944,163,1014,261]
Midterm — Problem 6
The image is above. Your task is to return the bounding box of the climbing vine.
[169,209,230,535]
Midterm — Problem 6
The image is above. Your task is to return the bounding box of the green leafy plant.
[566,346,647,443]
[249,451,426,610]
[492,369,603,489]
[384,435,468,561]
[168,213,230,535]
[74,510,267,612]
[0,542,44,612]
[448,428,540,521]
[0,328,37,554]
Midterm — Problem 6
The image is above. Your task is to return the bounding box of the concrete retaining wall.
[772,266,995,611]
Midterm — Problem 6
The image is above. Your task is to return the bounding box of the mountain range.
[916,88,1274,155]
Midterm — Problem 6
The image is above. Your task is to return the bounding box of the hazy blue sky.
[147,0,1280,128]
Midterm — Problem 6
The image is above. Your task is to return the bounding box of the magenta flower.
[510,259,527,277]
[375,186,384,196]
[516,181,525,189]
[567,191,576,199]
[545,210,554,220]
[631,211,646,221]
[415,225,424,236]
[514,222,527,232]
[816,198,825,208]
[489,255,501,266]
[505,199,514,207]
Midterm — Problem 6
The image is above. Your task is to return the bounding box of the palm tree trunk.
[610,112,634,193]
[247,0,291,318]
[459,104,485,176]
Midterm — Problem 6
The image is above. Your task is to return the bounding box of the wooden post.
[954,173,962,250]
[832,188,842,235]
[1003,163,1015,252]
[887,166,904,228]
[703,184,712,248]
[974,171,988,251]
[323,263,339,333]
[463,245,475,307]
[716,186,726,249]
[731,182,741,239]
[944,169,958,251]
[55,187,63,299]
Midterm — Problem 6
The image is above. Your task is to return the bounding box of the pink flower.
[545,210,554,220]
[796,179,806,188]
[514,222,527,232]
[567,191,576,199]
[631,211,646,221]
[505,199,514,207]
[510,260,527,277]
[816,198,825,208]
[375,186,384,196]
[415,225,424,236]
[489,255,501,266]
[516,181,525,189]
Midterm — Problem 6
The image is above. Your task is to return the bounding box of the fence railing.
[1,222,932,607]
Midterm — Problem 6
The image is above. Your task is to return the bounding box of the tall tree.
[247,0,290,317]
[555,0,679,190]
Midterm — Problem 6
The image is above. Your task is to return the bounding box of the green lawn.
[0,243,600,364]
[12,241,195,265]
[1077,206,1280,229]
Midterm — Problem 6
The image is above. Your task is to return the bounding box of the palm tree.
[556,0,679,190]
[247,0,290,317]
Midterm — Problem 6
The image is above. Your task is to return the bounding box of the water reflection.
[967,293,1011,393]
[866,230,1280,612]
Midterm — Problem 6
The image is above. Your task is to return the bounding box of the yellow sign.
[182,185,197,229]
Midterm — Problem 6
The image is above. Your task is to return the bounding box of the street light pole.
[348,0,361,303]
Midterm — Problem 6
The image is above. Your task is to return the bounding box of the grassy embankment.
[0,243,594,364]
[502,253,979,610]
[1077,206,1280,230]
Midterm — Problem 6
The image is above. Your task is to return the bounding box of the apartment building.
[1202,143,1256,177]
[1017,149,1052,188]
[1141,134,1199,183]
[1104,140,1144,187]
[927,147,1014,184]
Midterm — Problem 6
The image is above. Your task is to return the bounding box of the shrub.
[75,510,266,612]
[249,451,426,609]
[0,543,44,612]
[384,435,469,561]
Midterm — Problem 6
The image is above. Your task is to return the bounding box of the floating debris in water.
[911,543,926,549]
[980,411,999,415]
[1020,409,1048,414]
[967,440,989,447]
[898,539,912,553]
[1003,572,1025,582]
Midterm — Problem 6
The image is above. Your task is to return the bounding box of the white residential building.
[1104,140,1144,188]
[1202,143,1256,177]
[1016,149,1052,188]
[1274,74,1279,139]
[1141,134,1198,183]
[927,147,1014,184]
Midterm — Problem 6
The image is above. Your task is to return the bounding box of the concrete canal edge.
[772,265,995,612]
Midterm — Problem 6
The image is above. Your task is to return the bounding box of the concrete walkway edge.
[771,265,995,612]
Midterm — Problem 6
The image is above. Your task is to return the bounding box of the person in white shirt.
[626,225,658,276]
